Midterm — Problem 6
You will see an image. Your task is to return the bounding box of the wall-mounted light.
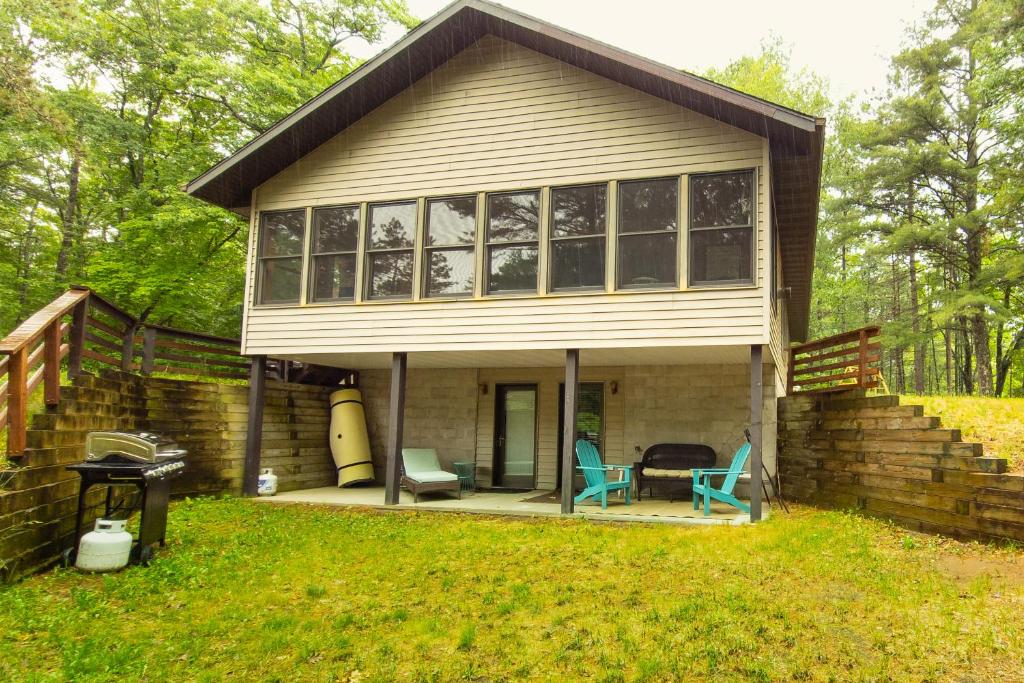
[479,383,488,395]
[610,381,619,395]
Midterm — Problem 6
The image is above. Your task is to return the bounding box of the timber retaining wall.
[0,370,333,580]
[778,392,1024,544]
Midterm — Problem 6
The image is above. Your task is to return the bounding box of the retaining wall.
[0,370,332,580]
[778,392,1024,544]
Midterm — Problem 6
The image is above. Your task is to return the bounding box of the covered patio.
[244,344,778,525]
[252,485,760,525]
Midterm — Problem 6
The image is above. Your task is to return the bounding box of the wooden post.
[43,320,61,406]
[120,323,137,372]
[67,298,88,377]
[561,348,580,514]
[243,355,267,497]
[749,344,763,522]
[786,347,795,395]
[857,328,868,389]
[141,327,157,376]
[384,352,407,505]
[7,348,28,455]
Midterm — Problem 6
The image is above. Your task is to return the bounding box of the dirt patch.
[934,552,1024,587]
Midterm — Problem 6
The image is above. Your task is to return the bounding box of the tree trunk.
[909,250,925,394]
[54,151,81,285]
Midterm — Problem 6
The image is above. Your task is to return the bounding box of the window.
[310,205,358,302]
[256,210,305,304]
[616,178,678,288]
[424,196,477,297]
[486,190,540,294]
[365,201,416,299]
[689,171,754,286]
[549,184,607,291]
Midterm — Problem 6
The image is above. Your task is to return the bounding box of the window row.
[255,170,755,305]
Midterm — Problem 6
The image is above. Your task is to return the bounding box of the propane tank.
[76,519,133,572]
[257,467,278,496]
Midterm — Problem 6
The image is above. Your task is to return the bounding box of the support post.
[561,348,579,514]
[243,355,267,497]
[749,344,764,522]
[43,320,62,407]
[120,323,137,372]
[6,348,28,455]
[384,352,407,505]
[67,298,88,377]
[141,327,157,376]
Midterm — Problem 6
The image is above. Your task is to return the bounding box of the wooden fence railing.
[787,325,882,395]
[0,286,303,456]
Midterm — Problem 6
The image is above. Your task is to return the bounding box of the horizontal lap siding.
[248,36,768,356]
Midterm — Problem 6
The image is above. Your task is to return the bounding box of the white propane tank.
[76,519,133,572]
[257,468,279,496]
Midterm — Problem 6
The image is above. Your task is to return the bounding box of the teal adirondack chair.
[574,439,632,509]
[692,441,752,516]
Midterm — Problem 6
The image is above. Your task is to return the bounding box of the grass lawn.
[902,395,1024,472]
[2,499,1023,682]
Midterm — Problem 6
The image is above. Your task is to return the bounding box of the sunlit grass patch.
[0,498,1021,681]
[903,395,1024,471]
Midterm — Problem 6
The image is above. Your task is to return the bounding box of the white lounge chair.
[401,448,461,502]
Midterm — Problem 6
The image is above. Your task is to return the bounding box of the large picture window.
[365,201,416,299]
[549,184,606,291]
[617,178,678,288]
[689,171,754,286]
[310,205,358,302]
[256,210,305,304]
[424,196,477,297]
[486,190,540,294]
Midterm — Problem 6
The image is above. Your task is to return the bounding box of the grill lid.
[85,431,186,464]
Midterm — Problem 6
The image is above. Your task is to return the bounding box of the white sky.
[351,0,934,104]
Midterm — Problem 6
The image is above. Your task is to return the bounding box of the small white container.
[76,519,133,572]
[257,468,278,496]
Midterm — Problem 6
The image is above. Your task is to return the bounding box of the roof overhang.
[186,0,824,341]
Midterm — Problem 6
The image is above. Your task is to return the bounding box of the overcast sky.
[351,0,934,104]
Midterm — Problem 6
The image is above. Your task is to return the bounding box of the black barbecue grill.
[67,431,187,565]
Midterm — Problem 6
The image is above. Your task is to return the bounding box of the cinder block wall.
[358,362,776,493]
[0,370,332,580]
[778,393,1024,544]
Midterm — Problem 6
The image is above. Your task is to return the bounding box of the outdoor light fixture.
[610,381,618,395]
[479,383,488,395]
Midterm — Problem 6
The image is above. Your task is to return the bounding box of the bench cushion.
[641,467,694,479]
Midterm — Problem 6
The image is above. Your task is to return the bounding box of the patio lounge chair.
[401,448,461,503]
[692,441,752,516]
[574,440,632,510]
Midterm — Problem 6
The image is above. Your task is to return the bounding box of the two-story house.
[186,0,824,520]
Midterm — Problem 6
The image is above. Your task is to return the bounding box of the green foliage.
[0,0,414,337]
[708,3,1024,397]
[1,498,1023,680]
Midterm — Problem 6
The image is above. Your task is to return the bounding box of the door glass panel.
[503,389,536,479]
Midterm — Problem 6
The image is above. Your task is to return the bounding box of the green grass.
[1,499,1023,682]
[902,395,1024,472]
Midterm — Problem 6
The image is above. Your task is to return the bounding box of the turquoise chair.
[574,439,632,509]
[692,441,752,516]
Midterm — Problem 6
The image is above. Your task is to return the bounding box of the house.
[186,0,825,520]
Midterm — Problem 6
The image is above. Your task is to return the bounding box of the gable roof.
[185,0,824,341]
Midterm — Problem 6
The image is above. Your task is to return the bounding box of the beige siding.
[246,36,771,357]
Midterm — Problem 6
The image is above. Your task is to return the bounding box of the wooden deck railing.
[787,325,882,395]
[0,286,296,456]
